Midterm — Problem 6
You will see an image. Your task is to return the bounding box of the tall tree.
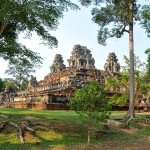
[122,55,147,109]
[145,48,150,78]
[69,81,110,146]
[5,52,42,90]
[0,0,78,60]
[105,55,147,110]
[79,0,150,118]
[0,78,5,92]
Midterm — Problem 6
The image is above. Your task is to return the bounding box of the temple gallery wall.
[13,44,121,109]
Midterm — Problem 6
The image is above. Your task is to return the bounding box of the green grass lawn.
[0,108,150,150]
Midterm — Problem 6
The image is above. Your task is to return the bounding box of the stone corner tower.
[104,52,120,73]
[50,54,66,74]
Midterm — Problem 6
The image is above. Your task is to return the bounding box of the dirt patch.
[136,112,150,115]
[120,127,138,134]
[69,138,150,150]
[137,122,150,127]
[100,139,150,150]
[50,146,67,150]
[107,118,149,134]
[24,115,42,121]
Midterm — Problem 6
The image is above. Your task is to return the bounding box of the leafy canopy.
[0,78,5,92]
[69,80,110,122]
[105,55,148,106]
[5,52,42,90]
[0,0,78,60]
[0,78,18,92]
[145,48,150,77]
[79,0,150,118]
[79,0,150,45]
[122,55,146,73]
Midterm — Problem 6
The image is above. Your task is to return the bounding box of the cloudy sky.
[0,1,150,81]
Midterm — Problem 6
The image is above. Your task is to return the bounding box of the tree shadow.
[0,117,89,150]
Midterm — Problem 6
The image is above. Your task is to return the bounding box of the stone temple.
[14,44,120,109]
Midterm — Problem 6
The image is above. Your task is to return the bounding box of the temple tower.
[104,52,120,73]
[67,44,95,69]
[50,54,66,73]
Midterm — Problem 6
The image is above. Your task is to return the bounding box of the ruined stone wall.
[14,44,121,107]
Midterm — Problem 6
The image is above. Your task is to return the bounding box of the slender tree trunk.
[19,73,22,91]
[129,0,135,118]
[18,82,21,91]
[88,122,91,146]
[0,20,8,36]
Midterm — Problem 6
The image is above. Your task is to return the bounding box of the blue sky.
[0,1,150,81]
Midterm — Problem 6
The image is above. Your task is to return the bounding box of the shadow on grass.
[0,116,88,150]
[0,127,88,150]
[0,108,81,123]
[0,108,150,150]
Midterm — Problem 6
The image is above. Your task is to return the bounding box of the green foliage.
[69,80,111,145]
[79,0,98,6]
[69,80,111,123]
[5,52,42,90]
[0,78,5,92]
[79,0,150,118]
[141,5,150,37]
[145,48,150,77]
[111,94,128,106]
[121,55,150,103]
[105,55,148,106]
[0,109,149,149]
[0,78,18,92]
[105,73,129,106]
[122,55,146,73]
[104,76,120,92]
[87,0,137,45]
[19,79,29,90]
[0,0,78,60]
[79,0,150,45]
[3,78,18,91]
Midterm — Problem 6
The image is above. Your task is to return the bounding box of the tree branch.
[121,24,129,33]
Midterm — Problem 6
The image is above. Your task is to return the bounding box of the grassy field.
[0,108,150,150]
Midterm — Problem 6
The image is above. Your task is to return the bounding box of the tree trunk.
[19,73,22,91]
[128,0,135,118]
[0,20,8,36]
[88,122,91,146]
